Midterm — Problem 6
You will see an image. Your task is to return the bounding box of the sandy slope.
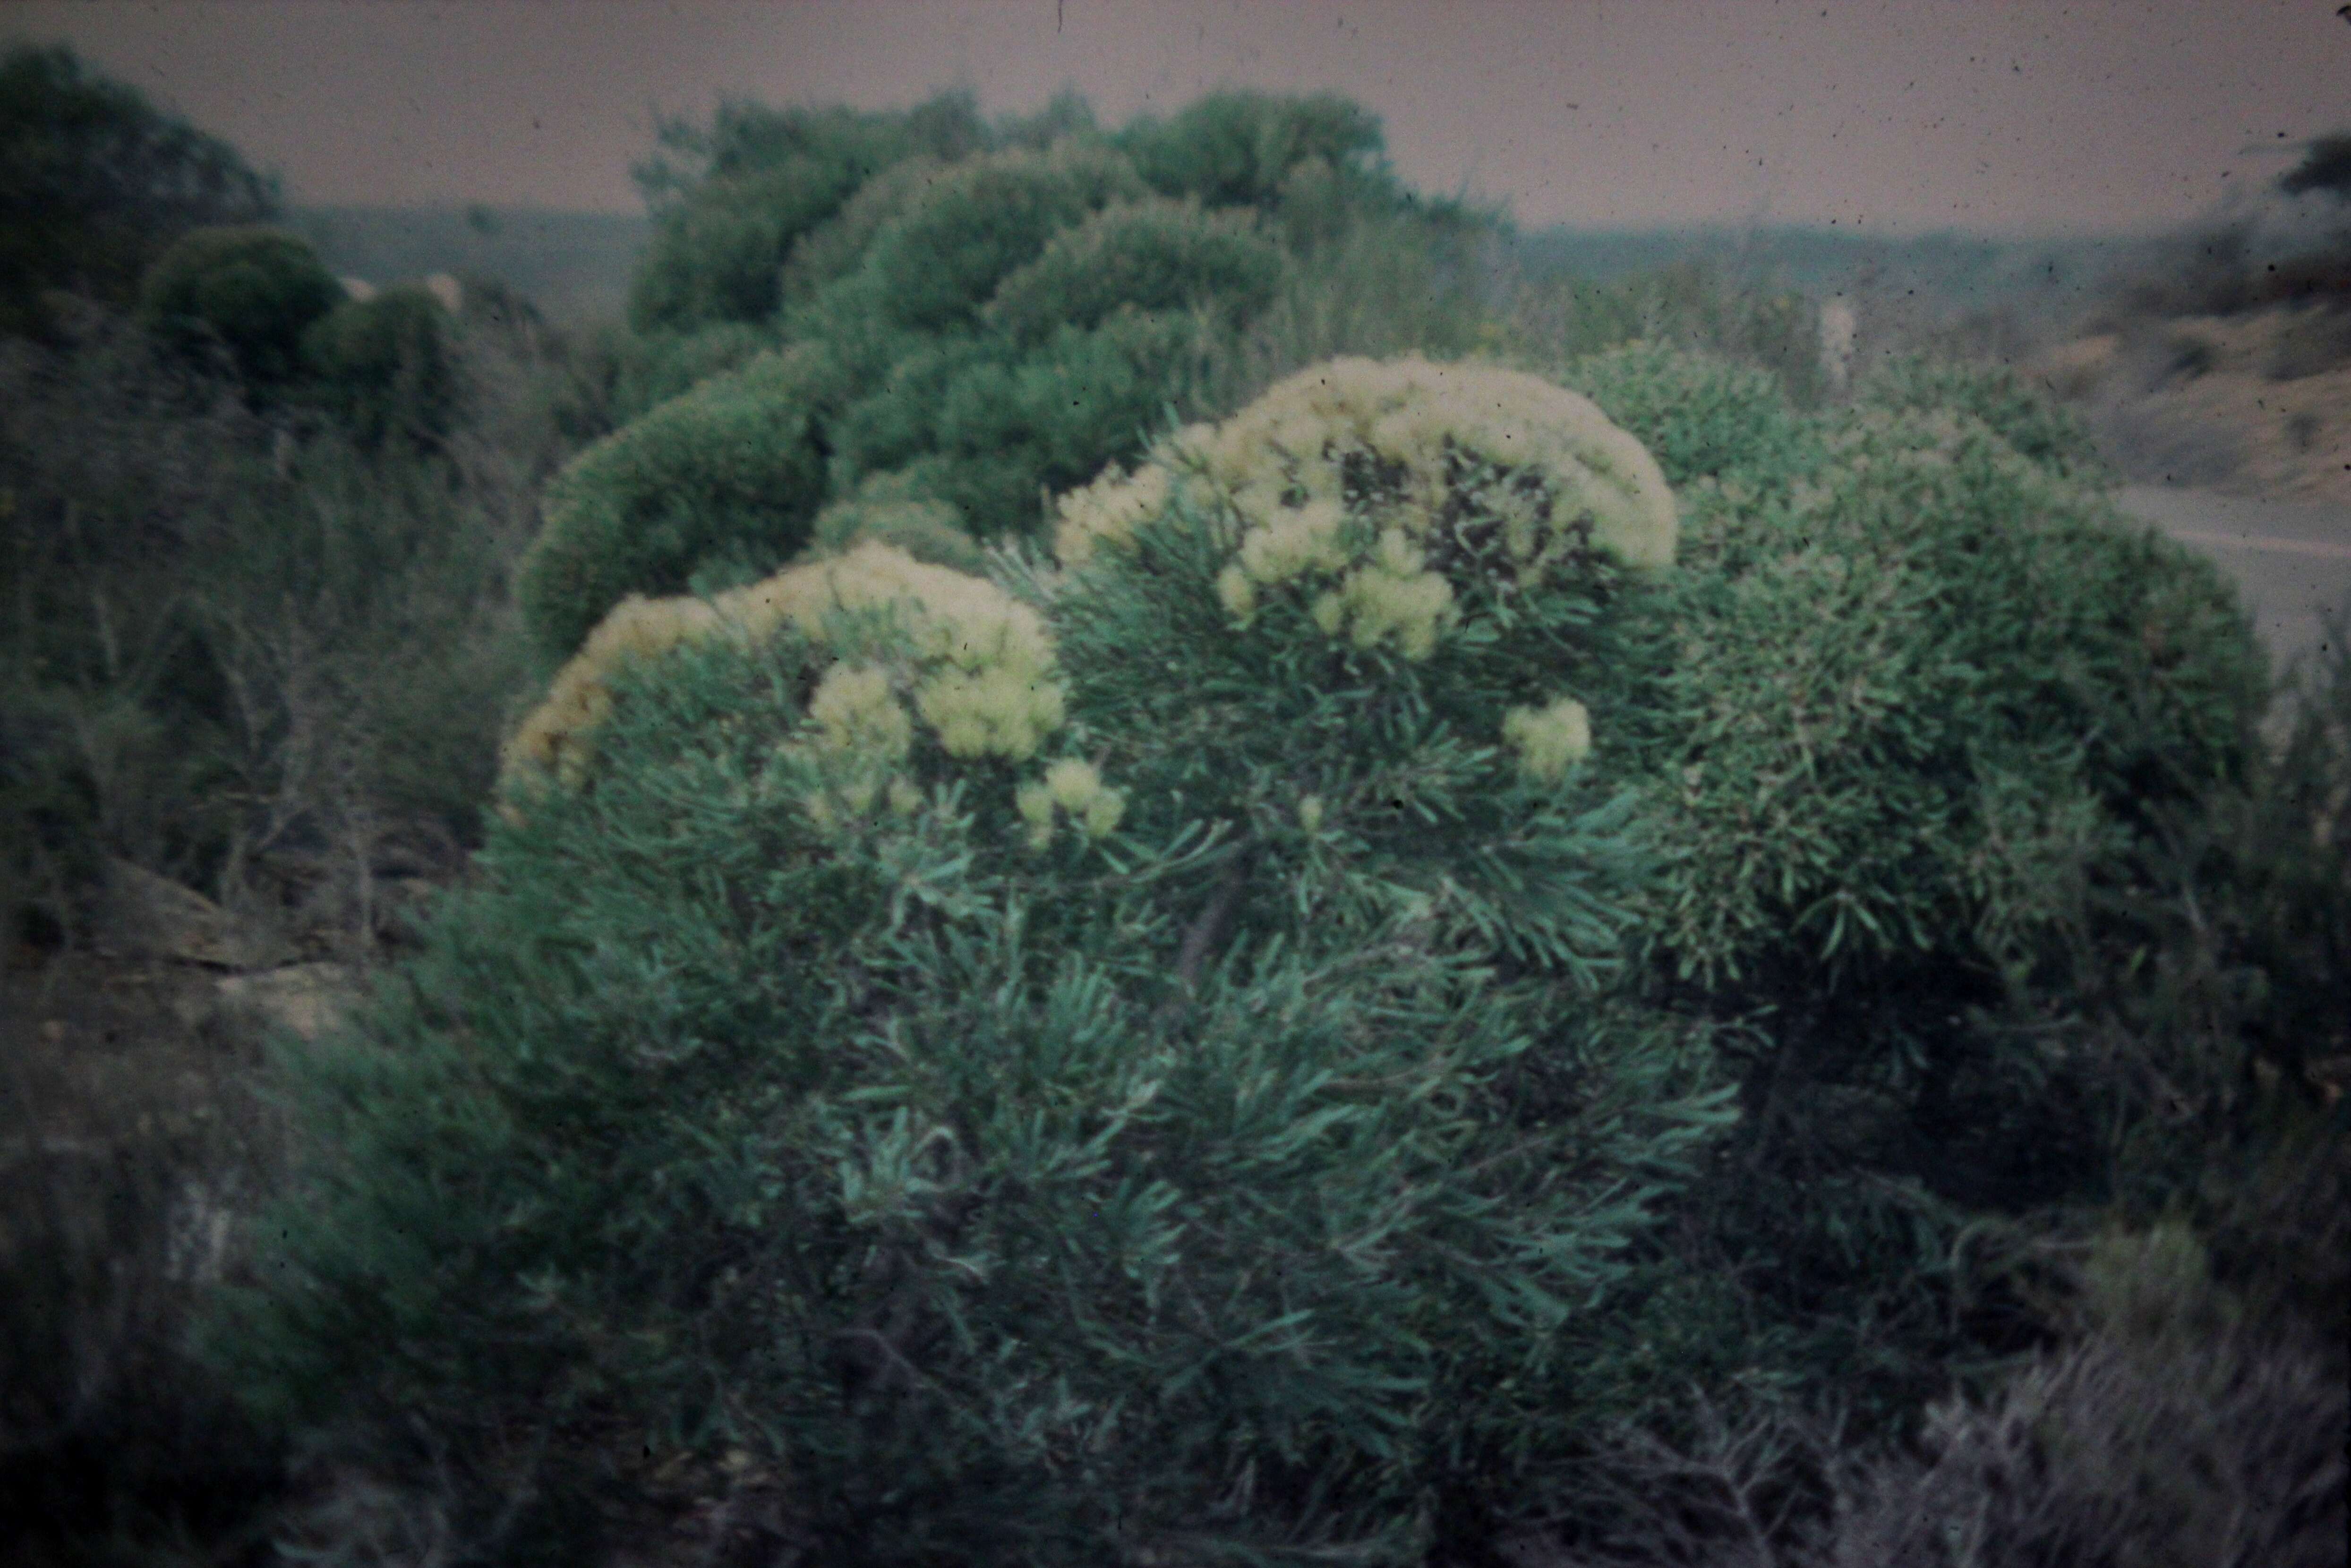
[2034,306,2351,509]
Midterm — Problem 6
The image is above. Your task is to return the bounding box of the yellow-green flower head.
[1054,460,1171,569]
[502,542,1067,791]
[1236,496,1350,587]
[805,663,913,761]
[501,591,726,787]
[1043,355,1675,665]
[1013,757,1126,850]
[1331,561,1457,661]
[916,665,1065,762]
[1502,696,1594,784]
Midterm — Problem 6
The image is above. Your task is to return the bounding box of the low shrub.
[798,468,989,577]
[298,283,461,452]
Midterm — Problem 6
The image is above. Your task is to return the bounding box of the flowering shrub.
[218,357,1736,1563]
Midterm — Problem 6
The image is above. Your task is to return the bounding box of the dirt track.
[2120,483,2351,676]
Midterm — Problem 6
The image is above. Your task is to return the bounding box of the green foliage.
[0,43,279,338]
[536,317,778,447]
[847,142,1147,335]
[2,297,545,950]
[799,467,988,576]
[1182,210,1498,419]
[1856,351,2112,483]
[545,89,1507,646]
[298,283,461,452]
[1543,374,2274,1461]
[982,197,1285,347]
[1642,402,2260,993]
[926,310,1204,528]
[1116,90,1389,214]
[1562,340,1814,488]
[1506,262,1830,410]
[777,154,951,308]
[518,345,847,662]
[626,94,985,332]
[137,224,346,392]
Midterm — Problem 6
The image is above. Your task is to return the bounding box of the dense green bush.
[1529,353,2274,1457]
[137,224,345,392]
[521,89,1502,666]
[838,142,1148,336]
[1641,400,2260,991]
[797,468,989,576]
[627,94,987,332]
[298,282,461,451]
[923,309,1207,528]
[1857,351,2112,483]
[517,344,848,661]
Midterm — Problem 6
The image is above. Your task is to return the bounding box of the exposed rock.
[214,962,360,1042]
[94,858,279,969]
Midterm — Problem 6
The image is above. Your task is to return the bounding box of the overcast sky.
[12,0,2351,236]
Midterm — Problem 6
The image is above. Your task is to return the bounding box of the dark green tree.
[0,43,279,338]
[137,224,344,393]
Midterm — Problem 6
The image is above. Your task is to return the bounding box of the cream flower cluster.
[1013,757,1128,851]
[503,543,1067,800]
[1056,356,1677,665]
[1501,696,1594,784]
[793,662,924,831]
[1051,459,1171,570]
